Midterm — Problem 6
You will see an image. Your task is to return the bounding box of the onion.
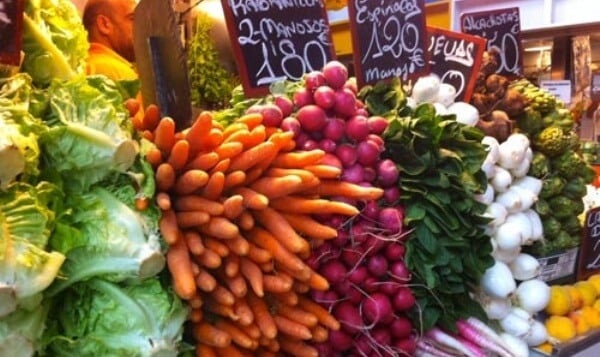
[509,253,541,281]
[499,308,532,338]
[514,279,550,314]
[480,261,516,299]
[525,320,548,347]
[481,295,512,320]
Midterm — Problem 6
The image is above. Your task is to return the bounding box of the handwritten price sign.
[578,206,600,280]
[347,0,428,87]
[460,7,523,78]
[220,0,334,97]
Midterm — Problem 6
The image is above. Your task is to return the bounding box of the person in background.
[82,0,137,81]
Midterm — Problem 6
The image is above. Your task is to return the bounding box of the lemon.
[565,285,584,311]
[545,315,577,343]
[581,305,600,328]
[546,285,572,316]
[588,274,600,295]
[575,281,598,307]
[593,299,600,311]
[568,310,591,335]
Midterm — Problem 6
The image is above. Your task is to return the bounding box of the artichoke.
[532,126,570,157]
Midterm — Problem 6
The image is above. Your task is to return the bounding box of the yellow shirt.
[86,43,137,81]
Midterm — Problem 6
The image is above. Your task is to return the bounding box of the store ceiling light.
[524,45,553,52]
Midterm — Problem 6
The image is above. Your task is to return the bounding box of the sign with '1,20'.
[220,0,334,97]
[578,206,600,280]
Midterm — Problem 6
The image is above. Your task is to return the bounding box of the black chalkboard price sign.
[427,26,486,102]
[460,7,523,78]
[578,206,600,280]
[0,0,24,66]
[347,0,428,88]
[220,0,335,97]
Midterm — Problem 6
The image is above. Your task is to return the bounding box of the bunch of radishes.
[475,133,551,355]
[249,61,417,356]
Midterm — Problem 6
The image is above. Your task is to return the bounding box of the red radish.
[293,87,314,107]
[347,284,363,304]
[385,243,406,261]
[390,261,411,281]
[296,104,327,132]
[315,343,333,356]
[356,140,380,166]
[395,335,417,355]
[319,138,337,153]
[342,248,363,267]
[342,163,364,184]
[345,115,369,142]
[245,105,262,114]
[334,88,357,117]
[320,260,347,285]
[258,104,283,126]
[456,335,486,357]
[313,85,336,109]
[280,116,301,136]
[383,186,401,204]
[362,293,393,324]
[379,281,400,296]
[367,254,388,277]
[335,143,357,167]
[392,287,415,311]
[334,301,363,334]
[294,131,309,148]
[344,78,358,94]
[301,139,319,151]
[372,327,392,346]
[323,60,349,89]
[305,71,326,91]
[320,153,343,169]
[366,134,385,149]
[356,334,374,355]
[348,265,368,284]
[379,207,403,235]
[368,115,388,134]
[273,95,293,117]
[323,117,346,141]
[363,167,377,182]
[363,277,379,294]
[329,329,354,351]
[362,200,380,220]
[390,316,413,339]
[377,159,400,187]
[416,339,456,357]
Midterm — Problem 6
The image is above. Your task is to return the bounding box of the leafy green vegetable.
[22,0,88,86]
[0,304,50,357]
[44,278,187,357]
[381,101,494,331]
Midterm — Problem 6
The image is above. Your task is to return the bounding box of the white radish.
[425,327,481,357]
[509,253,541,280]
[481,157,497,179]
[510,152,531,178]
[480,261,516,299]
[433,102,449,116]
[457,318,513,357]
[477,293,512,319]
[500,332,530,357]
[497,139,528,169]
[505,212,533,244]
[411,74,441,103]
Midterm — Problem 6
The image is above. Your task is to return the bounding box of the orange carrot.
[184,230,205,255]
[203,236,230,257]
[308,271,329,291]
[156,192,171,211]
[255,349,277,357]
[141,104,160,131]
[214,319,257,350]
[303,164,342,178]
[297,296,340,331]
[223,234,250,256]
[223,128,251,146]
[247,228,309,279]
[234,299,255,326]
[247,292,277,339]
[273,315,312,340]
[145,147,164,167]
[154,117,176,153]
[173,170,210,195]
[264,168,317,184]
[186,111,213,155]
[196,344,217,357]
[246,242,273,264]
[307,180,384,200]
[175,211,210,228]
[262,339,280,353]
[200,216,239,240]
[268,130,295,150]
[214,345,251,357]
[222,122,249,140]
[236,211,255,231]
[166,238,196,300]
[190,307,203,323]
[228,141,278,172]
[272,290,298,306]
[243,167,265,186]
[202,171,225,201]
[277,305,318,328]
[189,294,203,309]
[135,197,150,211]
[194,322,231,348]
[210,158,231,174]
[252,207,309,254]
[244,322,261,341]
[249,175,304,199]
[195,268,217,292]
[243,124,267,149]
[215,141,244,160]
[225,273,248,298]
[167,139,190,171]
[156,163,176,192]
[224,255,240,278]
[279,337,318,357]
[186,152,220,171]
[233,187,269,210]
[292,280,310,294]
[236,112,263,130]
[159,209,180,245]
[240,258,264,297]
[174,195,224,216]
[203,128,224,151]
[262,273,293,294]
[270,149,325,168]
[224,170,247,190]
[280,213,338,240]
[211,285,236,306]
[204,299,239,321]
[311,325,328,343]
[270,196,360,216]
[196,248,222,269]
[223,194,245,220]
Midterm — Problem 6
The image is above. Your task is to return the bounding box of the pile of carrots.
[132,106,383,356]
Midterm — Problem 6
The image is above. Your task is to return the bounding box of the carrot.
[236,210,255,231]
[202,171,225,201]
[175,211,210,228]
[166,238,196,300]
[194,322,231,348]
[246,242,272,264]
[156,163,176,192]
[214,342,253,356]
[141,104,160,131]
[240,258,264,297]
[210,158,231,174]
[308,271,330,291]
[203,236,230,257]
[228,141,278,172]
[215,141,244,160]
[167,139,190,171]
[260,262,274,273]
[252,207,309,254]
[159,209,180,245]
[211,285,236,306]
[249,175,305,199]
[271,149,325,168]
[195,268,217,292]
[262,338,280,353]
[190,307,203,323]
[243,167,265,185]
[277,305,318,328]
[273,315,312,340]
[311,325,328,343]
[225,273,248,298]
[154,117,176,153]
[186,111,213,155]
[264,168,317,184]
[204,299,239,321]
[196,344,217,357]
[223,234,250,256]
[224,255,240,278]
[244,124,267,149]
[292,280,310,294]
[255,349,276,357]
[280,213,338,240]
[189,294,203,309]
[248,228,310,281]
[186,152,220,171]
[236,112,263,130]
[307,180,384,200]
[272,290,298,306]
[190,261,200,276]
[297,296,340,331]
[174,195,223,216]
[202,128,224,152]
[303,164,342,178]
[135,196,150,211]
[222,122,249,140]
[196,248,222,269]
[224,170,247,190]
[270,196,360,216]
[247,292,277,339]
[233,187,269,210]
[200,216,239,240]
[279,337,318,357]
[262,274,293,294]
[234,299,254,326]
[145,147,164,167]
[223,128,251,146]
[184,230,205,255]
[156,192,171,211]
[173,170,210,195]
[268,130,295,150]
[243,322,261,341]
[223,195,244,220]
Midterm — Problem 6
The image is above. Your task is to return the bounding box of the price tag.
[347,0,428,87]
[460,7,523,78]
[427,26,486,102]
[577,206,600,280]
[0,0,24,66]
[220,0,335,97]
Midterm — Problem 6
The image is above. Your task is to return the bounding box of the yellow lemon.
[545,315,577,343]
[588,274,600,295]
[568,310,591,335]
[546,285,572,316]
[565,285,584,311]
[575,281,598,307]
[593,299,600,311]
[581,305,600,328]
